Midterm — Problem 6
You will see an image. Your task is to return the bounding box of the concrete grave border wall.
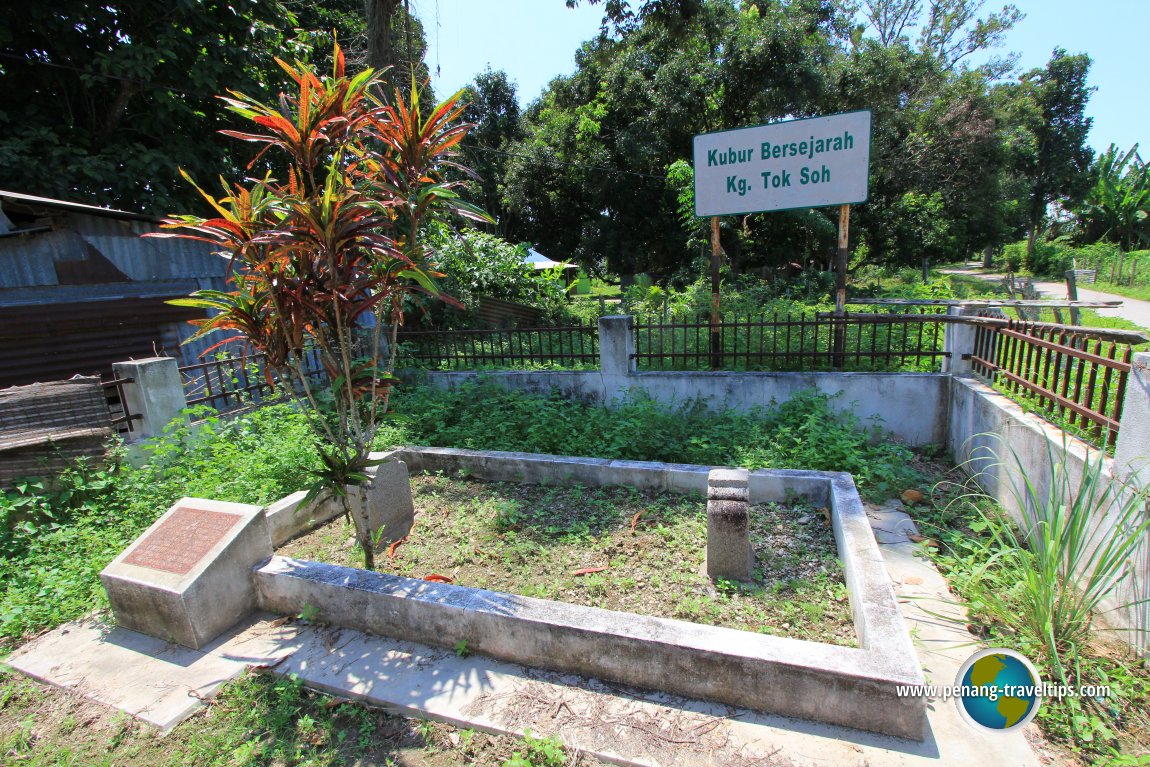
[948,374,1150,646]
[256,446,927,740]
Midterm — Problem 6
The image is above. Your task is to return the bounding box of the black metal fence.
[633,309,949,372]
[101,375,140,436]
[394,321,600,370]
[179,352,325,414]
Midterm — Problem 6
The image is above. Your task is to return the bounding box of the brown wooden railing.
[970,318,1134,448]
[395,321,599,370]
[633,310,949,372]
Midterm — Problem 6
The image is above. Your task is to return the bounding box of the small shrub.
[936,437,1150,758]
[960,439,1150,678]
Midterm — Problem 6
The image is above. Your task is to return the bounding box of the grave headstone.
[100,497,271,649]
[706,468,754,581]
[363,458,415,546]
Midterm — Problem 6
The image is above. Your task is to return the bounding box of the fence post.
[112,357,187,440]
[941,305,976,375]
[1065,269,1081,326]
[598,315,635,402]
[1114,352,1150,484]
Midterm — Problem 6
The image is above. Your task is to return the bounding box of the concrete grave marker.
[101,497,271,649]
[706,467,754,581]
[122,506,242,574]
[364,457,415,545]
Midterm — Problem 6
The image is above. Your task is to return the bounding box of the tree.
[919,0,1022,72]
[365,0,432,102]
[510,0,842,276]
[0,1,366,214]
[460,68,524,237]
[821,37,1011,270]
[155,47,486,569]
[565,0,706,36]
[1013,48,1095,258]
[860,0,1023,74]
[1074,145,1150,250]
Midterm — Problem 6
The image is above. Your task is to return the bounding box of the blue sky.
[421,0,1146,153]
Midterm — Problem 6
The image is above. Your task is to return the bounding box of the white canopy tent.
[524,248,576,271]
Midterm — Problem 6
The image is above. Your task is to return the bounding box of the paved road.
[941,266,1150,331]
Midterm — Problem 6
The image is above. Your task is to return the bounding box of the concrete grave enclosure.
[99,321,1150,718]
[396,318,1150,646]
[101,446,929,741]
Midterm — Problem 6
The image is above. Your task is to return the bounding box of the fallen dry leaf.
[387,536,408,560]
[423,573,454,584]
[907,533,941,549]
[571,566,609,576]
[904,575,924,586]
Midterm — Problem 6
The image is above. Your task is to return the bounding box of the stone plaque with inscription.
[100,497,271,649]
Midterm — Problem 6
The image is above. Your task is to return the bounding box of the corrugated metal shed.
[0,299,203,387]
[0,190,228,386]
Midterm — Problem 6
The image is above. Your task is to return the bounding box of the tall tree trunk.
[365,0,402,76]
[1026,225,1038,263]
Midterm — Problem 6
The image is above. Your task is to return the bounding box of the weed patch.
[279,475,855,645]
[0,668,602,766]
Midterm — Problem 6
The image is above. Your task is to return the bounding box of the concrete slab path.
[5,508,1044,766]
[940,264,1150,331]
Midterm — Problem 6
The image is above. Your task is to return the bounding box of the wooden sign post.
[833,204,851,370]
[693,110,872,371]
[710,216,722,369]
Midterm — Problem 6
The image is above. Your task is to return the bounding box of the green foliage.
[957,440,1150,679]
[158,47,487,569]
[385,381,918,498]
[502,730,569,767]
[0,1,366,214]
[460,68,525,237]
[1023,240,1072,277]
[0,405,317,652]
[1010,48,1096,255]
[837,41,1010,268]
[505,0,841,275]
[1001,238,1150,294]
[926,438,1150,759]
[425,228,571,324]
[1075,144,1150,251]
[1,385,919,654]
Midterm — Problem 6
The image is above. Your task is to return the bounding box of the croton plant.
[150,45,487,568]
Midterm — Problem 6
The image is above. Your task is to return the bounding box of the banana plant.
[149,45,489,569]
[1075,144,1150,250]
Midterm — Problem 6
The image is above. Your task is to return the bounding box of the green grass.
[0,406,320,655]
[910,465,1150,763]
[1077,279,1150,304]
[0,668,596,766]
[383,382,920,501]
[281,476,854,645]
[1,385,918,654]
[5,379,1150,762]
